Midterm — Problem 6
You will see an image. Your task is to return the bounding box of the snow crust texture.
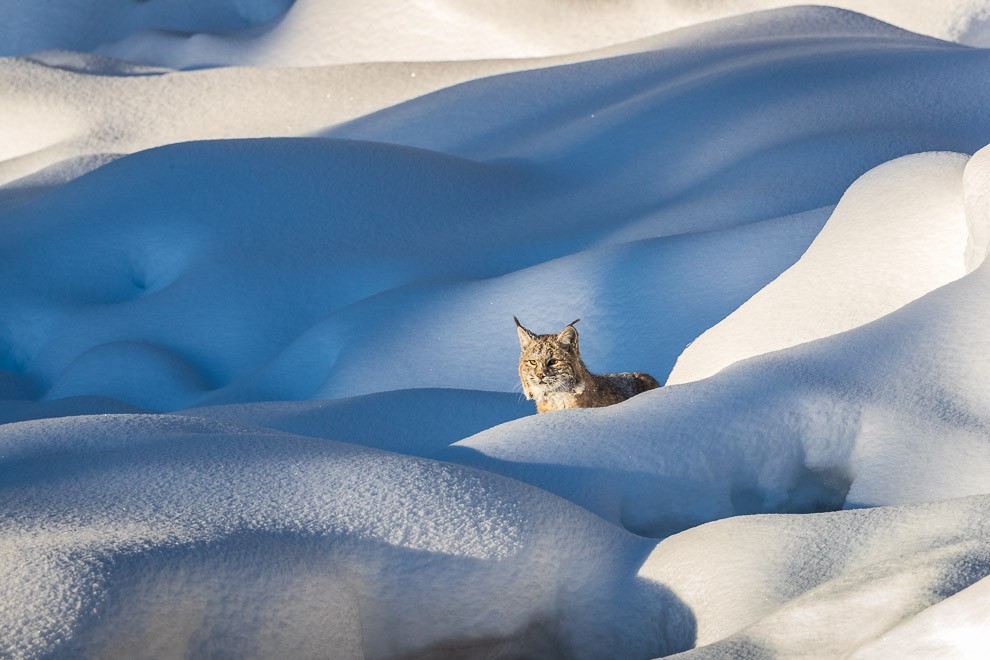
[5,0,990,67]
[3,2,990,658]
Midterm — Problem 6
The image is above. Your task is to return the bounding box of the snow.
[646,496,990,655]
[0,413,687,658]
[851,573,990,658]
[3,1,990,657]
[5,0,990,68]
[667,150,974,385]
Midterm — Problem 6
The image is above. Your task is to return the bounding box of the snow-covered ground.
[2,2,990,658]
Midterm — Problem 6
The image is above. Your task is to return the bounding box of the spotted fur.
[514,317,660,413]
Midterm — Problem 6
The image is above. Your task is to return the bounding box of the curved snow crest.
[182,388,533,457]
[0,413,691,659]
[0,133,827,408]
[326,11,990,275]
[4,6,990,192]
[5,7,990,409]
[443,245,990,537]
[0,0,291,59]
[667,150,975,385]
[647,495,990,656]
[669,143,990,385]
[1,2,990,658]
[4,2,990,68]
[851,572,990,658]
[0,45,656,189]
[964,142,990,271]
[0,137,544,407]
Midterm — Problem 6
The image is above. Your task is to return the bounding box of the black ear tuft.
[557,320,579,348]
[515,316,536,349]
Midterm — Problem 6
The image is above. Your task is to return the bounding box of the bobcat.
[514,317,660,413]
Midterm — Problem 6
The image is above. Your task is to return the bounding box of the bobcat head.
[514,317,586,401]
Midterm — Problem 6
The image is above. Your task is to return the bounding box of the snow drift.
[3,3,990,658]
[5,0,990,68]
[5,8,990,411]
[667,150,975,385]
[0,414,689,659]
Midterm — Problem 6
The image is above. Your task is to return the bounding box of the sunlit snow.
[2,2,990,658]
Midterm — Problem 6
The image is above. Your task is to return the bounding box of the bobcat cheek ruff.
[514,317,660,413]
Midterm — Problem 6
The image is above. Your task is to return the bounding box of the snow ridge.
[3,4,990,658]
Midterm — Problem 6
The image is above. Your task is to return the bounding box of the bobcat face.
[515,317,585,400]
[513,316,660,413]
[520,345,577,395]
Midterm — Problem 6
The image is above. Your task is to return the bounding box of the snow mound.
[851,573,990,658]
[0,7,952,197]
[5,9,990,412]
[331,10,990,240]
[0,56,543,188]
[4,4,990,657]
[0,0,291,59]
[441,158,990,535]
[183,388,531,456]
[5,1,990,68]
[0,142,824,408]
[647,495,990,656]
[668,150,973,385]
[0,413,690,659]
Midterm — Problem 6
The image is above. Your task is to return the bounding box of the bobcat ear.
[557,319,580,349]
[514,316,536,349]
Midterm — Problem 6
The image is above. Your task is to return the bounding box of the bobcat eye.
[527,360,538,366]
[546,359,557,367]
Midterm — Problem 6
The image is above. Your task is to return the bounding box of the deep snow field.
[3,1,990,658]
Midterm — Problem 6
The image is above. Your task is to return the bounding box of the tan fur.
[514,317,660,413]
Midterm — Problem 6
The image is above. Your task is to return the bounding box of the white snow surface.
[667,150,976,385]
[3,3,990,658]
[4,0,990,67]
